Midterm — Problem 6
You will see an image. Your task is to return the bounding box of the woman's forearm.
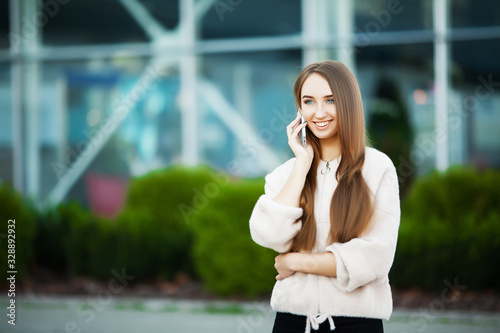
[288,252,337,277]
[273,158,310,207]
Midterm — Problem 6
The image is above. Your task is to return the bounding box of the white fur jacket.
[249,147,401,331]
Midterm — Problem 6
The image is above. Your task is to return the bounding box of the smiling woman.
[249,60,401,333]
[300,74,338,138]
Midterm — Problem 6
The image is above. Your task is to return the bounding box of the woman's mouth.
[314,120,333,130]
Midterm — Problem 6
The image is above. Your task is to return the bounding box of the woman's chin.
[312,131,337,141]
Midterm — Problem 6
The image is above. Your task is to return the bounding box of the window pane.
[356,43,434,188]
[451,0,500,28]
[451,38,500,168]
[42,0,150,46]
[201,0,300,39]
[200,50,301,176]
[355,0,432,32]
[39,58,180,205]
[0,1,8,49]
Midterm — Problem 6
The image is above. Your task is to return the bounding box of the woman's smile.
[313,120,333,130]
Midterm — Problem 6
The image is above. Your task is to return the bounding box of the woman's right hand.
[287,112,314,166]
[273,112,314,207]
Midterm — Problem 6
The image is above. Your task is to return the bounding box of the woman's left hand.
[275,253,296,280]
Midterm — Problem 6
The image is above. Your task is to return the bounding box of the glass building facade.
[1,0,499,210]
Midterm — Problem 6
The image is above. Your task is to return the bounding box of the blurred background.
[0,0,499,332]
[1,0,499,207]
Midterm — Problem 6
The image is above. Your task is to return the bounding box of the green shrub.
[34,205,70,271]
[35,200,122,279]
[45,201,109,277]
[62,202,95,275]
[114,164,220,280]
[0,184,37,280]
[391,166,500,291]
[190,177,277,297]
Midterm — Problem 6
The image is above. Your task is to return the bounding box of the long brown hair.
[289,60,374,252]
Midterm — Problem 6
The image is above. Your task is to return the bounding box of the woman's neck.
[320,136,341,162]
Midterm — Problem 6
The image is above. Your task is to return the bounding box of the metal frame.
[3,26,500,63]
[8,0,500,203]
[10,0,41,201]
[434,0,450,171]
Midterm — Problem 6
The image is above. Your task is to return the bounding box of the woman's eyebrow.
[302,94,334,99]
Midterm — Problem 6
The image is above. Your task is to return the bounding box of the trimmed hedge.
[0,184,37,280]
[33,165,227,281]
[114,164,221,280]
[391,166,500,291]
[35,201,117,279]
[7,163,500,295]
[190,177,277,297]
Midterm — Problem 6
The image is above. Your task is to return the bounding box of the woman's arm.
[274,252,337,280]
[274,154,400,284]
[249,113,314,252]
[249,161,308,252]
[273,158,311,207]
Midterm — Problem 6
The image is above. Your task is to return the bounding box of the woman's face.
[300,73,338,140]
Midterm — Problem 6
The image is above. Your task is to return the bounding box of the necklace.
[321,161,331,175]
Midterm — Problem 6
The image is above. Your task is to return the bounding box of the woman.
[249,60,400,333]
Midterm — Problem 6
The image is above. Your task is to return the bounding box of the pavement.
[0,296,499,333]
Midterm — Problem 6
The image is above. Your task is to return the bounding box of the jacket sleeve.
[325,157,401,292]
[249,158,303,253]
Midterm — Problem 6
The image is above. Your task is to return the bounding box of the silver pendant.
[321,162,331,175]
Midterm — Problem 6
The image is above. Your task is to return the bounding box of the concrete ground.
[0,296,499,333]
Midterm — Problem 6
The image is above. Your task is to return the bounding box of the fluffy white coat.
[249,147,401,329]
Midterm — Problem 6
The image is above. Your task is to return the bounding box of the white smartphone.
[300,111,307,148]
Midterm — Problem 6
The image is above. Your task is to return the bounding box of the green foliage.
[62,202,119,278]
[35,201,118,279]
[8,162,500,295]
[114,164,219,280]
[190,177,277,297]
[391,166,500,291]
[34,205,70,271]
[0,184,37,280]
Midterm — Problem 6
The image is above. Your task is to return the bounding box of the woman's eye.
[326,99,335,104]
[304,100,314,105]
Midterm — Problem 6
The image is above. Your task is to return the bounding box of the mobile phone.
[300,111,307,148]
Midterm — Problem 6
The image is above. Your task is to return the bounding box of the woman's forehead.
[301,73,333,97]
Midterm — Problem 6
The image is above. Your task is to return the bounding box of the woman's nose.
[315,105,327,118]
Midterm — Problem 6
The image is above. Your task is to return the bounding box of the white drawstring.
[305,314,336,333]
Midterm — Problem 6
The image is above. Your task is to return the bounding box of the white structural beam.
[10,0,41,201]
[46,0,213,204]
[301,0,328,66]
[179,0,198,166]
[46,0,180,206]
[198,80,281,172]
[3,26,500,63]
[335,0,355,73]
[119,0,168,39]
[301,0,317,67]
[47,58,175,205]
[433,0,450,171]
[195,0,218,21]
[9,0,22,193]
